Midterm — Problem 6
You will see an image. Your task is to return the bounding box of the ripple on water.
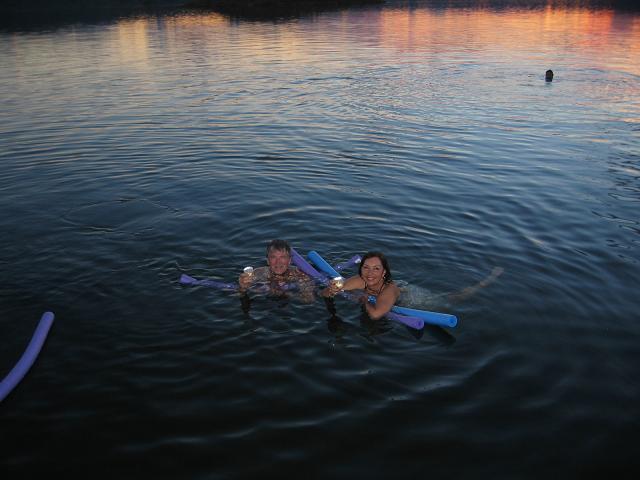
[61,198,174,234]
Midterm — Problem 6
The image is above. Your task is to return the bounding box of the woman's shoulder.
[387,281,400,291]
[383,281,401,298]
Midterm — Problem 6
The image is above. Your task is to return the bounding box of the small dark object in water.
[545,69,554,82]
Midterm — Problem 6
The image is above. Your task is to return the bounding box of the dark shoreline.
[2,0,638,13]
[0,0,383,14]
[0,0,384,30]
[188,0,385,19]
[1,0,637,32]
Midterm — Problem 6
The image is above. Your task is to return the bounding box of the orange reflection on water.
[108,13,229,68]
[112,18,151,66]
[375,6,640,75]
[107,6,640,77]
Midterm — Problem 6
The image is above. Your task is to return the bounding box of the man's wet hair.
[266,239,291,257]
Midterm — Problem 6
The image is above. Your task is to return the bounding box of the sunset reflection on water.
[100,3,640,78]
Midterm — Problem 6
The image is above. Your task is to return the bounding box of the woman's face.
[361,257,385,285]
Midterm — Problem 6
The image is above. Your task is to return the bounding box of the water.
[1,1,639,477]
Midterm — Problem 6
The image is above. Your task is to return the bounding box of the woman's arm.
[363,283,400,320]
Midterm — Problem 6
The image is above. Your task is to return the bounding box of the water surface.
[1,1,639,477]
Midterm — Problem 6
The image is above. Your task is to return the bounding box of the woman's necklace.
[365,281,385,296]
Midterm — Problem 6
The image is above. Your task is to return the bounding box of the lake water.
[1,1,639,477]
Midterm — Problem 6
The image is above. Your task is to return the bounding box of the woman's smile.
[361,258,385,286]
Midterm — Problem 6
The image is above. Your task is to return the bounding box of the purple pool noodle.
[180,274,237,290]
[385,311,425,330]
[334,254,362,272]
[180,273,298,293]
[290,247,328,282]
[1,311,55,402]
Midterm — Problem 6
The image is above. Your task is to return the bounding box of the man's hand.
[238,272,253,291]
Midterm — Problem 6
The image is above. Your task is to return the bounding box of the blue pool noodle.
[390,304,457,328]
[334,254,362,272]
[0,311,55,402]
[308,250,342,278]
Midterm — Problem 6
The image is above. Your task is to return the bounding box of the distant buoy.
[545,69,554,82]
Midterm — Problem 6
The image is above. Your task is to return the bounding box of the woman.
[324,252,505,322]
[323,251,399,321]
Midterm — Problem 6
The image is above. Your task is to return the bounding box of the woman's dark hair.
[358,251,393,283]
[266,239,291,257]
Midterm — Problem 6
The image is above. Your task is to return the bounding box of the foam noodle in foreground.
[1,311,55,402]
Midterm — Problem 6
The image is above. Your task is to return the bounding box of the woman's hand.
[321,277,345,297]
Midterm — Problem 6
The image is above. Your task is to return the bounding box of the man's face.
[267,248,291,275]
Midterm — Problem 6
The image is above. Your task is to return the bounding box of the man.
[238,239,316,302]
